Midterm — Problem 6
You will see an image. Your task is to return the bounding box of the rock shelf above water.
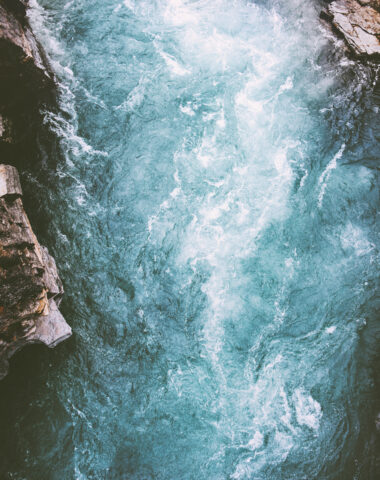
[323,0,380,59]
[0,164,71,379]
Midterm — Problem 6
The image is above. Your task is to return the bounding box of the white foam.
[274,431,294,460]
[340,223,374,256]
[247,431,264,450]
[27,1,108,160]
[216,109,226,129]
[37,0,351,471]
[116,80,146,112]
[280,388,296,433]
[278,76,293,94]
[294,389,322,431]
[180,104,196,116]
[318,143,345,208]
[274,149,293,181]
[158,50,191,76]
[123,0,135,11]
[235,91,264,115]
[170,187,181,198]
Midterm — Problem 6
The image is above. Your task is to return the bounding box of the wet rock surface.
[322,0,380,59]
[0,165,71,379]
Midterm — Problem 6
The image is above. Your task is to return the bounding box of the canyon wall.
[0,0,71,379]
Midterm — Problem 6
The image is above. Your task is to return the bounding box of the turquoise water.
[0,0,379,478]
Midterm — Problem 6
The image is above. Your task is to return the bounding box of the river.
[0,1,379,478]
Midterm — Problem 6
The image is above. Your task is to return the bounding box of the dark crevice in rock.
[0,0,57,167]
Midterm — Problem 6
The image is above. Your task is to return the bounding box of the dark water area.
[1,1,380,479]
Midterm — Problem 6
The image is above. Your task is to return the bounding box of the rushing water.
[0,0,380,478]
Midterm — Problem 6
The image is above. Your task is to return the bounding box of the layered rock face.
[0,0,71,378]
[322,0,380,59]
[0,165,71,379]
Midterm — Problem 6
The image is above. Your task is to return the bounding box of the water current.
[0,1,379,479]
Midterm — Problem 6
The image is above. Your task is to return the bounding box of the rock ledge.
[0,165,71,379]
[322,0,380,59]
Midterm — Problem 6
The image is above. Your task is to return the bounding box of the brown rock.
[327,0,380,58]
[0,164,71,379]
[0,2,70,380]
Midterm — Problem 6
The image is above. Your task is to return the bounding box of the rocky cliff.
[0,165,71,379]
[0,0,71,379]
[0,0,55,162]
[322,0,380,59]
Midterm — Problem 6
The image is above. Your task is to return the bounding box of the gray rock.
[0,164,71,379]
[0,164,22,197]
[327,0,380,58]
[32,299,72,349]
[40,246,64,305]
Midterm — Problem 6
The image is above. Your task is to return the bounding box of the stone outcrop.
[0,165,71,379]
[322,0,380,59]
[0,0,70,379]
